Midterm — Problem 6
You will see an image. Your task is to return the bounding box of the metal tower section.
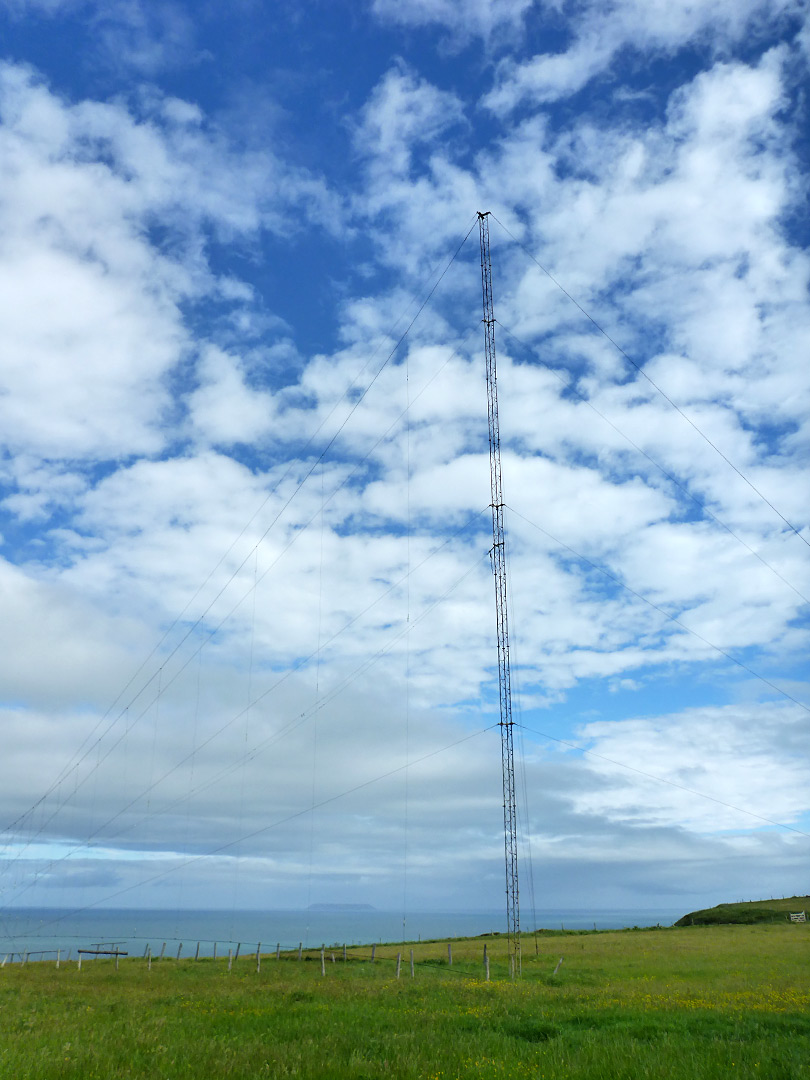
[478,211,521,976]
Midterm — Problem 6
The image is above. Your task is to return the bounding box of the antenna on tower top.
[478,210,521,976]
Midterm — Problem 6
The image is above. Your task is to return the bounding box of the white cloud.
[576,702,810,832]
[0,556,151,708]
[1,1,201,74]
[0,0,84,12]
[188,346,277,447]
[353,62,467,178]
[371,0,534,42]
[0,61,338,471]
[485,0,806,110]
[93,1,199,75]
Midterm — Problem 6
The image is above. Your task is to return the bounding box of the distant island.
[306,903,376,912]
[676,895,809,926]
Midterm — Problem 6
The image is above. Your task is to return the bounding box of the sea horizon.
[0,905,685,961]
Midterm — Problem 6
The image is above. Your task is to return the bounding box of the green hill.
[675,896,810,926]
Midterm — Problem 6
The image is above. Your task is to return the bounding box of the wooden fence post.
[213,942,217,962]
[115,951,120,971]
[234,943,241,962]
[396,952,402,978]
[553,956,563,975]
[147,947,151,971]
[160,942,166,960]
[1,954,7,967]
[298,942,303,961]
[320,947,325,976]
[276,942,280,960]
[176,943,183,960]
[56,949,61,970]
[371,944,376,963]
[485,952,490,982]
[256,943,261,973]
[78,954,82,971]
[343,944,347,962]
[195,942,200,961]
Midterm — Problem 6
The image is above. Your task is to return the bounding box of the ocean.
[0,907,683,961]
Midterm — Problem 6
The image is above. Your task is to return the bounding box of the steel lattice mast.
[478,211,520,976]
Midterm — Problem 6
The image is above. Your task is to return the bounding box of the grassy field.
[1,925,808,1079]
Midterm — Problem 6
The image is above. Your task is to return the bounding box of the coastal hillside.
[675,896,810,926]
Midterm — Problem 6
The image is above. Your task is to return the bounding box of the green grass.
[674,894,810,926]
[1,924,808,1079]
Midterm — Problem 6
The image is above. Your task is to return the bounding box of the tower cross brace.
[478,210,520,975]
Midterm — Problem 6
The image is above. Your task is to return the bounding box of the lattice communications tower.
[478,211,521,976]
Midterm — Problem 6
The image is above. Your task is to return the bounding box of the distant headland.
[676,895,809,926]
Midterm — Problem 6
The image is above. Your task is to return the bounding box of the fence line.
[0,937,525,981]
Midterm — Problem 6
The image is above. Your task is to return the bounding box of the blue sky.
[0,0,808,920]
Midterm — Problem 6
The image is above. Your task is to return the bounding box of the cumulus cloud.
[575,702,810,832]
[188,347,277,447]
[485,0,806,110]
[356,63,466,163]
[0,61,336,476]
